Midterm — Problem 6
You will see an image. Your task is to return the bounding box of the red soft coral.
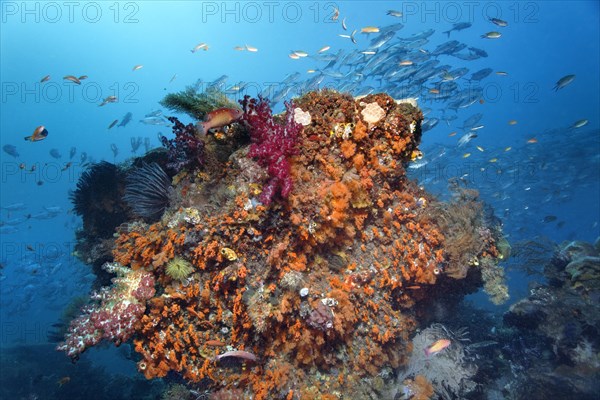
[240,96,302,205]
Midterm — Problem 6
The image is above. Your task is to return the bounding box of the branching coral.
[480,257,509,304]
[431,186,494,279]
[425,184,508,304]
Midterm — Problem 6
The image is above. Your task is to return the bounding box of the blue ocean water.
[1,1,599,399]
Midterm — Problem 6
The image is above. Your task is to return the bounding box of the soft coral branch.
[160,116,205,173]
[239,95,302,205]
[56,263,156,360]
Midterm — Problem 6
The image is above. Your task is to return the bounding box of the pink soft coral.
[57,264,155,359]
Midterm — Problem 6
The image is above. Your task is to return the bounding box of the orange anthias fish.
[424,339,451,356]
[196,108,243,136]
[24,125,48,142]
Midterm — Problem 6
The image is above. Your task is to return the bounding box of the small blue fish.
[49,149,62,159]
[3,144,19,158]
[1,202,26,211]
[118,112,133,127]
[0,226,18,235]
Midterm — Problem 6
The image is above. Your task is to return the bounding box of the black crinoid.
[123,162,173,222]
[70,161,129,239]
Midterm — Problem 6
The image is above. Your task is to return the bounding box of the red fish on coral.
[196,107,243,136]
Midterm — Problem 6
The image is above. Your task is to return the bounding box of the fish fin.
[24,136,31,141]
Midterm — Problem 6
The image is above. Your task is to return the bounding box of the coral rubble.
[60,90,507,398]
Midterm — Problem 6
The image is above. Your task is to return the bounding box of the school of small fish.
[2,7,595,248]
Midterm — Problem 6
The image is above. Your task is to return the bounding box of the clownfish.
[24,126,48,142]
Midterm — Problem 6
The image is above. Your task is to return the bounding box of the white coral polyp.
[293,107,311,126]
[360,102,385,125]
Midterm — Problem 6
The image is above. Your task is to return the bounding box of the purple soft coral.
[239,96,302,205]
[160,116,204,172]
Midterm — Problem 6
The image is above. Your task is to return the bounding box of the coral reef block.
[62,91,507,399]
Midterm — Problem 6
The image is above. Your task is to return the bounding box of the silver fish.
[481,31,501,39]
[489,17,508,27]
[457,132,478,147]
[572,119,588,129]
[139,117,171,126]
